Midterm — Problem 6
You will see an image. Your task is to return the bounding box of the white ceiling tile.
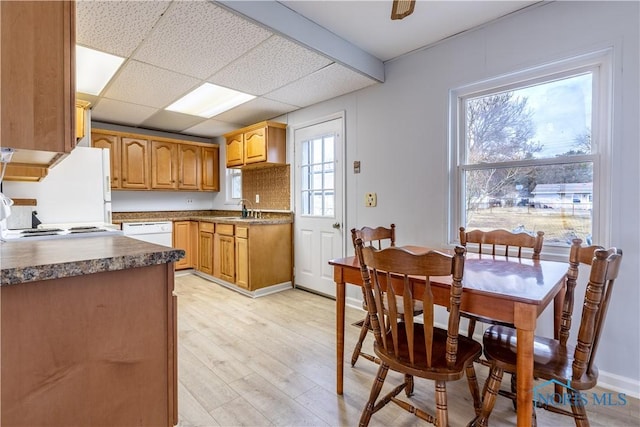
[265,63,378,107]
[103,61,200,108]
[209,35,333,95]
[213,97,299,126]
[133,1,273,79]
[91,99,158,127]
[76,1,171,57]
[182,119,245,138]
[140,110,206,133]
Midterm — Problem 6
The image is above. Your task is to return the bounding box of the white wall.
[286,1,639,394]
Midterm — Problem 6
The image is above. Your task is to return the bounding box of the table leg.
[337,279,346,395]
[553,286,566,401]
[514,302,537,427]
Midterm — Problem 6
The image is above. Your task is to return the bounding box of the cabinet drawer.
[235,226,248,238]
[200,222,215,233]
[216,224,234,236]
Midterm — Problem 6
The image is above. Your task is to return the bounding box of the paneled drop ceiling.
[76,0,541,138]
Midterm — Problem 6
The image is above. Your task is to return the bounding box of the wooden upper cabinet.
[201,145,220,191]
[1,1,75,153]
[151,141,178,190]
[121,137,150,189]
[92,128,218,192]
[75,100,91,140]
[91,131,121,189]
[226,133,244,167]
[244,127,267,164]
[224,121,287,168]
[178,144,201,190]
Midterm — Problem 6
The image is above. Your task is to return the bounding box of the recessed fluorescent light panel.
[76,45,125,95]
[165,83,255,118]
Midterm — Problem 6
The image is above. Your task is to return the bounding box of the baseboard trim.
[192,271,292,298]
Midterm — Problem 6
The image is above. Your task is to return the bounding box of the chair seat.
[482,325,599,390]
[375,323,482,381]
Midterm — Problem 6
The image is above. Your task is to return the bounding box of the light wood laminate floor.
[175,274,639,427]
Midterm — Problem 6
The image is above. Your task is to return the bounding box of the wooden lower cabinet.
[216,224,236,283]
[198,222,214,276]
[196,221,293,293]
[235,226,249,289]
[235,223,292,291]
[173,221,198,270]
[0,264,177,426]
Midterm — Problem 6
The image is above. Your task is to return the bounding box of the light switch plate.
[365,192,377,207]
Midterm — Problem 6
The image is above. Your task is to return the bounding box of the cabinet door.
[244,127,267,164]
[1,1,75,153]
[173,221,191,270]
[121,138,150,189]
[199,231,214,275]
[151,141,178,189]
[92,132,121,189]
[235,227,249,289]
[201,145,220,191]
[225,133,244,167]
[219,235,235,282]
[179,145,200,190]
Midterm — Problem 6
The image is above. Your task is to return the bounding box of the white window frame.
[448,49,613,259]
[225,168,242,204]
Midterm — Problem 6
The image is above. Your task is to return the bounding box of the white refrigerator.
[3,147,112,225]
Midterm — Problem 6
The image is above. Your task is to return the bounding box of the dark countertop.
[1,236,184,286]
[112,210,293,225]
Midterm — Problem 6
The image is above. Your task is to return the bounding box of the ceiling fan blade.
[391,0,416,20]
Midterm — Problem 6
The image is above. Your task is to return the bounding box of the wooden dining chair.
[459,226,545,338]
[472,245,623,427]
[350,224,418,366]
[354,239,482,426]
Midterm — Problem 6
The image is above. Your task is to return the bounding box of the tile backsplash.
[242,165,290,210]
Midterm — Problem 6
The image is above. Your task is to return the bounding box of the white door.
[294,116,344,297]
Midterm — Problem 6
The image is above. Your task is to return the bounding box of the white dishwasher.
[122,221,173,247]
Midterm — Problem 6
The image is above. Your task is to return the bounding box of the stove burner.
[21,228,63,234]
[69,228,104,234]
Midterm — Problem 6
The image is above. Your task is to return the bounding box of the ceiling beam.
[216,0,385,83]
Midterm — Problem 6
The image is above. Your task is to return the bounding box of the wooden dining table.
[329,246,568,427]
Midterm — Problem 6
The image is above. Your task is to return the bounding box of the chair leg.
[435,380,448,427]
[404,374,414,397]
[510,372,518,410]
[568,388,590,427]
[467,318,477,338]
[473,366,504,427]
[351,314,370,367]
[465,363,482,415]
[358,362,389,427]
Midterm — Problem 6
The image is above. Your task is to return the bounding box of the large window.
[450,51,612,252]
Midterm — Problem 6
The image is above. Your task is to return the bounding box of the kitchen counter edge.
[1,235,185,286]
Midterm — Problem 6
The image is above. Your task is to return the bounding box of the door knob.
[332,222,341,229]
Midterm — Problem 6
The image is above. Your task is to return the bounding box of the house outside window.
[449,50,612,253]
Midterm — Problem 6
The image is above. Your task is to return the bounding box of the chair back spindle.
[355,239,466,370]
[459,227,544,259]
[559,238,604,346]
[573,247,622,378]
